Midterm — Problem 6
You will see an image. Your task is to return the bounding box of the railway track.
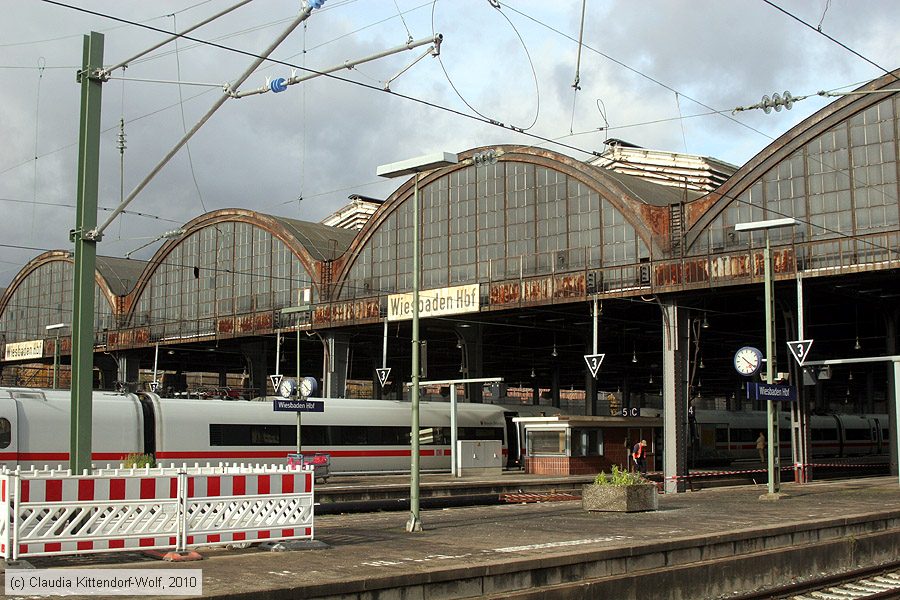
[730,563,900,600]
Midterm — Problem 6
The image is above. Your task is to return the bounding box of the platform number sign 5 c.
[621,407,640,417]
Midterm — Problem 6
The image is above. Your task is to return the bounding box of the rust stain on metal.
[640,205,669,237]
[773,248,795,273]
[554,274,585,298]
[490,282,520,305]
[237,315,256,332]
[255,313,273,329]
[217,319,234,334]
[523,278,552,301]
[312,300,379,325]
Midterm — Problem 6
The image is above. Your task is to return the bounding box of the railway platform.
[3,475,900,599]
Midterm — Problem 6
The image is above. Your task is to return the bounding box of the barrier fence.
[0,465,314,561]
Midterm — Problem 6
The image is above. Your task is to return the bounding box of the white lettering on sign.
[387,284,479,322]
[4,340,44,361]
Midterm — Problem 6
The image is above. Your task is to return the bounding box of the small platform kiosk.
[513,414,662,475]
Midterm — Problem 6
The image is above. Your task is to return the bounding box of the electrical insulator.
[761,91,794,114]
[270,78,288,93]
[473,150,498,167]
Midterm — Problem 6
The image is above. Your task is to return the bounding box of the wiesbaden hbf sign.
[387,284,479,322]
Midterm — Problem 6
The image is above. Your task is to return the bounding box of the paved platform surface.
[4,475,900,599]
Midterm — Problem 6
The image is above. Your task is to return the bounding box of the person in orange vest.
[632,439,648,474]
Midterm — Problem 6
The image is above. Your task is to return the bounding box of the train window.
[732,429,756,443]
[0,418,9,449]
[844,429,871,441]
[209,424,326,446]
[812,428,837,441]
[715,429,729,443]
[331,426,367,446]
[459,427,505,441]
[779,428,790,442]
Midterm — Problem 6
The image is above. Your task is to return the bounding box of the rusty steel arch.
[331,145,665,300]
[684,68,900,251]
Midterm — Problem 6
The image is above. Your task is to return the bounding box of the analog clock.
[299,376,318,399]
[733,346,763,376]
[278,378,296,399]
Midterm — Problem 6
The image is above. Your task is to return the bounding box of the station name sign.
[273,399,324,412]
[747,383,796,402]
[387,284,479,322]
[4,340,44,361]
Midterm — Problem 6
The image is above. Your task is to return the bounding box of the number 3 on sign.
[786,339,813,366]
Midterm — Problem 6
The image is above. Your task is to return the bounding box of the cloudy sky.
[1,0,898,287]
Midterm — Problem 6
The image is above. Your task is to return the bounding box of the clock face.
[299,376,317,398]
[278,378,296,399]
[733,346,763,376]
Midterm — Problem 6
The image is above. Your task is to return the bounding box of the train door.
[503,412,522,469]
[0,396,18,468]
[874,418,884,454]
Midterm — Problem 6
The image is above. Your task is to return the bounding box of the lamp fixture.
[631,349,637,363]
[854,336,861,351]
[648,374,654,384]
[701,314,709,329]
[530,366,535,378]
[551,344,558,358]
[699,356,705,369]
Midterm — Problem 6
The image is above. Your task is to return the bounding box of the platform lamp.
[46,323,68,389]
[377,151,458,532]
[734,217,797,497]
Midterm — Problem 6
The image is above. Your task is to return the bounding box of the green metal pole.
[70,32,104,474]
[302,328,303,454]
[52,332,59,389]
[764,233,780,495]
[408,172,422,533]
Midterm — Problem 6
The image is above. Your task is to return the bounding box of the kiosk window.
[527,430,566,456]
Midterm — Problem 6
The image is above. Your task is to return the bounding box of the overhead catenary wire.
[760,0,898,82]
[569,0,587,135]
[430,0,540,132]
[172,13,208,214]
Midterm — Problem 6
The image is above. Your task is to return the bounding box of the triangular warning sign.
[149,380,159,393]
[786,339,813,366]
[269,374,283,392]
[376,367,391,388]
[584,353,605,378]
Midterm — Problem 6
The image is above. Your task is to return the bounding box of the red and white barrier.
[0,465,314,561]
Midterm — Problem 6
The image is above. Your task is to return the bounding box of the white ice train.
[0,387,509,472]
[690,409,890,463]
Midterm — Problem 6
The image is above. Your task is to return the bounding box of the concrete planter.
[581,483,658,512]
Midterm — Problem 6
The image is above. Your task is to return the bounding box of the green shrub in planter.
[583,465,658,512]
[593,465,649,486]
